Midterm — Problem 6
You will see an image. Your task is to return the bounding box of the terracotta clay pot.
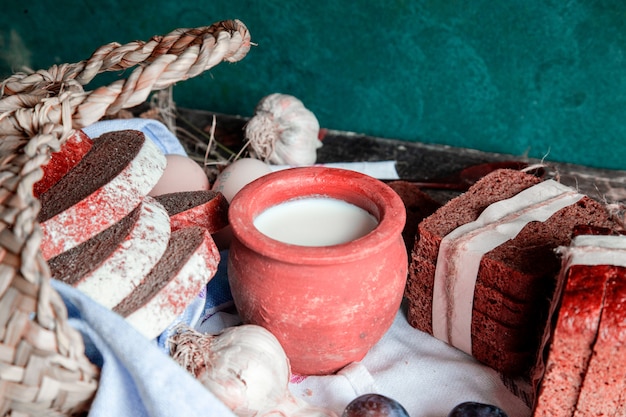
[228,167,407,375]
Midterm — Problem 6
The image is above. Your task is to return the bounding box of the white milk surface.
[253,197,378,246]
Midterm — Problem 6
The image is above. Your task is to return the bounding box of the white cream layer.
[560,234,626,268]
[432,180,584,355]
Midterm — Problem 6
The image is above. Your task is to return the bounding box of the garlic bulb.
[245,93,322,166]
[170,324,338,417]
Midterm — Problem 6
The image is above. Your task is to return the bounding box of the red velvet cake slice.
[33,129,94,198]
[38,129,166,260]
[113,226,220,340]
[48,196,171,309]
[154,190,229,233]
[406,169,620,377]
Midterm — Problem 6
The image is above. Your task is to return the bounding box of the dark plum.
[342,394,410,417]
[448,402,508,417]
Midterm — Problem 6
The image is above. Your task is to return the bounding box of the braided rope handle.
[0,20,251,415]
[2,20,249,96]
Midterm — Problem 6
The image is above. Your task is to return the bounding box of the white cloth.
[288,305,531,417]
[271,160,400,180]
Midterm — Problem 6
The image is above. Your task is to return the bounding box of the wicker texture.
[0,20,251,416]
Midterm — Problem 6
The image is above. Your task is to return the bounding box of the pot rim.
[228,166,406,264]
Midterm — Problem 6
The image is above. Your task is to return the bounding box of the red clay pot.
[227,167,407,375]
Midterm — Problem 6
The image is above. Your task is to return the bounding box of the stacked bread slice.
[405,169,621,379]
[38,129,227,340]
[532,227,626,416]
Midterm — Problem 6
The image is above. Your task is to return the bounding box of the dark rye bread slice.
[407,169,542,339]
[414,258,549,330]
[406,169,620,376]
[48,196,171,308]
[113,226,220,340]
[49,206,141,284]
[154,190,229,233]
[386,181,442,253]
[409,170,617,317]
[411,257,542,374]
[38,129,166,260]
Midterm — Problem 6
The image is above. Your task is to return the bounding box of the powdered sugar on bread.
[114,227,220,339]
[154,190,229,233]
[532,265,610,416]
[34,129,94,198]
[533,234,626,416]
[49,196,171,308]
[39,130,166,259]
[574,271,626,415]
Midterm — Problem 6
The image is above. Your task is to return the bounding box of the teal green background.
[1,1,625,169]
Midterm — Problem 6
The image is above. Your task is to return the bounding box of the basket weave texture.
[0,20,251,416]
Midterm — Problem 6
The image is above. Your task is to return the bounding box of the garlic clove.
[170,324,338,417]
[246,93,322,166]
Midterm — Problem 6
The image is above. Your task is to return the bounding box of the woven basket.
[0,20,251,416]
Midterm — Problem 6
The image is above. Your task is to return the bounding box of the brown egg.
[212,158,272,202]
[149,154,210,196]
